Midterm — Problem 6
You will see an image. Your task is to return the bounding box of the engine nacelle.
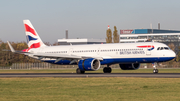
[78,58,101,71]
[119,63,140,70]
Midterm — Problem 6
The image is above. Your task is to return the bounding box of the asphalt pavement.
[0,73,180,78]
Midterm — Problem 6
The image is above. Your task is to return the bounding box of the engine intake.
[119,63,140,70]
[78,58,101,71]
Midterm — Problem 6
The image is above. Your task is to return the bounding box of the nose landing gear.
[152,63,158,73]
[153,69,158,73]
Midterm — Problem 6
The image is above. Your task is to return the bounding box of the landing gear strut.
[103,66,112,73]
[152,63,158,73]
[76,68,85,74]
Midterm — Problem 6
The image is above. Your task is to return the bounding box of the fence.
[0,63,179,70]
[0,63,78,70]
[0,63,121,70]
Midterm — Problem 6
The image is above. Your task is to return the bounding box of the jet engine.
[119,63,140,70]
[78,58,101,71]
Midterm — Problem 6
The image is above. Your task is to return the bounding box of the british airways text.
[120,51,145,55]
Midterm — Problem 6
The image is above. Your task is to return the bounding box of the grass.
[0,68,180,100]
[0,68,180,73]
[0,77,180,101]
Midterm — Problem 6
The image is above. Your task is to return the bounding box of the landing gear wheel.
[103,67,112,73]
[76,68,85,74]
[103,67,106,73]
[153,69,158,73]
[152,62,158,73]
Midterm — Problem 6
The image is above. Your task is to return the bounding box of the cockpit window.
[164,47,169,50]
[157,47,160,50]
[157,47,169,50]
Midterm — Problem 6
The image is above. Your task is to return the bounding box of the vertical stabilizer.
[23,20,46,48]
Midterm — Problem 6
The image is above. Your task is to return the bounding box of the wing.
[33,53,82,59]
[33,53,103,63]
[7,41,103,64]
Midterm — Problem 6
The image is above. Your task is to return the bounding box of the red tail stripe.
[24,24,37,36]
[29,42,41,48]
[137,45,154,48]
[22,49,30,52]
[21,42,41,52]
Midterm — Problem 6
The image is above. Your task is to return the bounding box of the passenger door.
[146,45,153,55]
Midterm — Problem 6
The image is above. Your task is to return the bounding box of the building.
[120,29,180,52]
[58,28,180,52]
[120,29,180,34]
[58,38,106,45]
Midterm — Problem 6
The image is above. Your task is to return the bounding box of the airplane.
[7,20,176,74]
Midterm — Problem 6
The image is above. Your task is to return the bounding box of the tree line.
[0,40,59,66]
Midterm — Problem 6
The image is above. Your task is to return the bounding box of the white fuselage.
[28,42,176,65]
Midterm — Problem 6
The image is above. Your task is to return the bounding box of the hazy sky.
[0,0,180,43]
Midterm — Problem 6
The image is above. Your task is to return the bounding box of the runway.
[0,73,180,78]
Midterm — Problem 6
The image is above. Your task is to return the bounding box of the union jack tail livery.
[23,20,46,48]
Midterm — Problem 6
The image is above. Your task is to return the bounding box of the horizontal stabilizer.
[7,41,30,54]
[7,41,15,52]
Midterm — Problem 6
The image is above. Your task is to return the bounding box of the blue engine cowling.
[119,63,140,70]
[78,58,101,71]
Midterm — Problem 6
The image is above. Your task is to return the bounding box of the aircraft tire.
[103,67,112,73]
[76,68,85,74]
[153,69,158,73]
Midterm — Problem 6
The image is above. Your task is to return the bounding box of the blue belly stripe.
[43,57,175,65]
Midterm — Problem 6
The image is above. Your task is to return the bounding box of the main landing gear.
[76,68,85,74]
[152,63,158,73]
[103,66,112,73]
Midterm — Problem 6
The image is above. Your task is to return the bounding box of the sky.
[0,0,180,43]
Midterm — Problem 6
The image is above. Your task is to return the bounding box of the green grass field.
[0,77,180,101]
[0,68,180,73]
[0,69,180,101]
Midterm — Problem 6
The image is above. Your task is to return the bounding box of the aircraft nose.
[171,51,176,58]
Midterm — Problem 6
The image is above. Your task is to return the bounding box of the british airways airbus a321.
[7,20,176,74]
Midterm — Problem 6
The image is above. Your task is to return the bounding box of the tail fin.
[23,20,46,48]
